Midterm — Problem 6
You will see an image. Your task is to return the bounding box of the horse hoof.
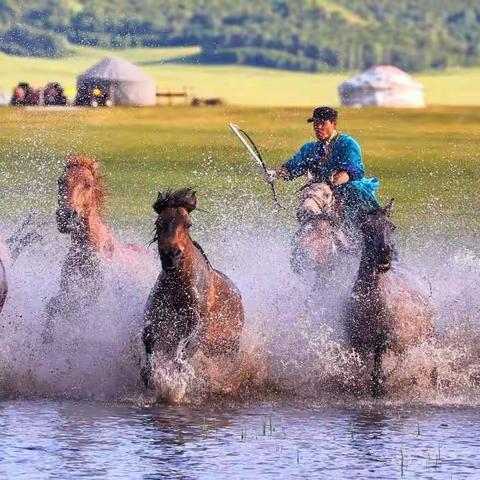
[430,366,439,387]
[141,366,152,389]
[371,382,386,398]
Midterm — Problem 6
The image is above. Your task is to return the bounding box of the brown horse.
[345,202,433,397]
[44,154,147,341]
[0,241,9,313]
[142,188,244,388]
[291,183,358,282]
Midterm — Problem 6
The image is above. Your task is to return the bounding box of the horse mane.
[64,153,108,210]
[192,240,212,268]
[66,153,99,174]
[153,188,196,214]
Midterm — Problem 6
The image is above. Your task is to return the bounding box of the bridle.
[297,185,339,227]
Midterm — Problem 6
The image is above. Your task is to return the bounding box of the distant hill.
[1,0,479,72]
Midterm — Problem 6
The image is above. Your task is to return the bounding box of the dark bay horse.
[345,202,433,397]
[142,188,245,388]
[44,154,147,341]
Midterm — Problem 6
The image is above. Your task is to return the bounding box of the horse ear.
[184,191,197,212]
[152,192,164,214]
[91,160,100,174]
[384,198,394,217]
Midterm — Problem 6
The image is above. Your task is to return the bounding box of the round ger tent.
[75,56,156,106]
[338,65,425,108]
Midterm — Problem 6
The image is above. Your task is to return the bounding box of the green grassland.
[0,106,478,242]
[2,46,480,106]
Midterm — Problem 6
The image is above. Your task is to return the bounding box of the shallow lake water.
[1,400,479,479]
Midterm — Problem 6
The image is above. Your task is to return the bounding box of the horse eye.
[186,221,192,229]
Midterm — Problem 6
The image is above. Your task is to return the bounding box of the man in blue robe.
[265,106,380,226]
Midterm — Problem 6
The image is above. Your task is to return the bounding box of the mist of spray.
[1,152,479,405]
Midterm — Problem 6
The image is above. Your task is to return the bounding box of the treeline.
[1,0,480,72]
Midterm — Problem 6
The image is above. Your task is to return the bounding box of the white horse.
[291,182,358,279]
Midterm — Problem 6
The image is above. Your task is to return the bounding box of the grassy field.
[0,105,478,241]
[2,46,480,106]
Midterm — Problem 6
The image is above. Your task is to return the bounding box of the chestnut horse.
[345,202,433,397]
[44,154,147,341]
[142,188,244,388]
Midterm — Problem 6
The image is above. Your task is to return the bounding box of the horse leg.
[141,323,156,389]
[371,344,386,398]
[5,211,44,261]
[290,243,307,275]
[430,365,439,389]
[141,359,152,389]
[141,346,153,389]
[43,295,62,344]
[43,292,78,344]
[0,278,7,313]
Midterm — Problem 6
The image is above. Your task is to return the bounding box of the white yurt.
[338,65,425,108]
[75,56,156,106]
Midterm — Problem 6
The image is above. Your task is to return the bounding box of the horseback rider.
[265,106,380,229]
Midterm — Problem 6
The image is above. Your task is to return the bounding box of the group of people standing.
[10,82,67,106]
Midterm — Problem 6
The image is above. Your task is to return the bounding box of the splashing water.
[0,203,479,406]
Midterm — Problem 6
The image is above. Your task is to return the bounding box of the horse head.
[360,199,396,272]
[56,154,105,234]
[152,188,196,272]
[291,182,341,274]
[296,182,335,224]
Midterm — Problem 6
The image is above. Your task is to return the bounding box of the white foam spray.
[0,197,479,405]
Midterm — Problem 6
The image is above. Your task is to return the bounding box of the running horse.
[291,182,358,280]
[142,188,244,388]
[345,202,433,397]
[44,154,147,341]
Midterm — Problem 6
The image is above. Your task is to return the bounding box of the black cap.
[307,106,338,123]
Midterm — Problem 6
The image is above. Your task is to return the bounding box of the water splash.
[0,208,479,405]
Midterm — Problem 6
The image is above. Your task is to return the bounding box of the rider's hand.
[330,171,350,186]
[264,169,278,183]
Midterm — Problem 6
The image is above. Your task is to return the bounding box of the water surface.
[1,401,479,479]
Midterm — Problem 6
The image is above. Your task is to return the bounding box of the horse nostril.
[161,249,182,261]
